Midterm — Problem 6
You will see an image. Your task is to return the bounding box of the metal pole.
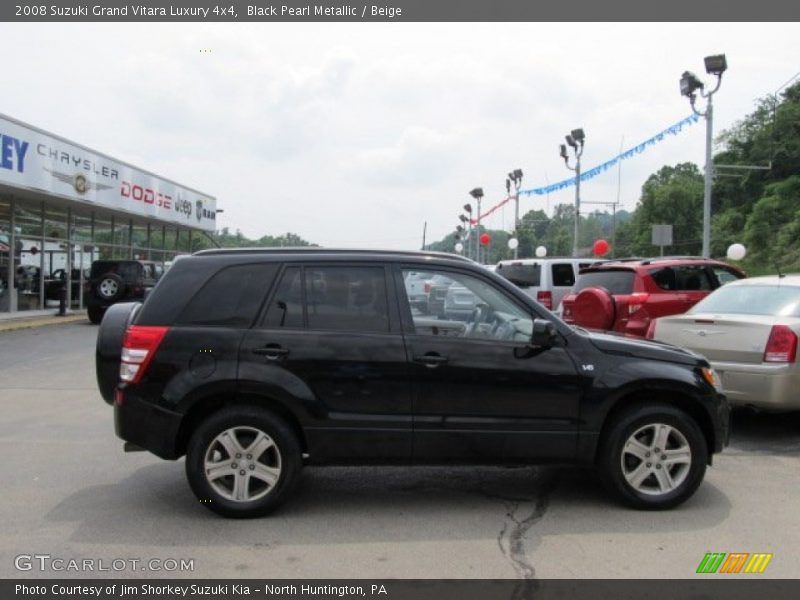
[421,221,427,250]
[476,198,482,263]
[513,191,520,259]
[702,94,714,258]
[573,159,581,257]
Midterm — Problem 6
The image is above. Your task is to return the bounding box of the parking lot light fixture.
[560,128,585,257]
[507,169,524,259]
[468,188,484,263]
[679,53,727,258]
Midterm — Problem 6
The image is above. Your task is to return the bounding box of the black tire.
[87,305,104,324]
[95,272,125,301]
[597,403,707,510]
[185,407,302,518]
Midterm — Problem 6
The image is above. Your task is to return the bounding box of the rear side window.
[551,263,576,287]
[496,263,541,287]
[574,270,635,295]
[305,266,389,332]
[90,261,141,281]
[649,266,713,291]
[177,263,278,327]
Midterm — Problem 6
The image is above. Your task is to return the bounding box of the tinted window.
[574,270,635,295]
[496,263,541,287]
[178,263,277,327]
[551,263,575,287]
[90,261,141,281]
[711,266,743,286]
[690,284,800,317]
[677,266,713,290]
[263,267,304,328]
[305,266,389,332]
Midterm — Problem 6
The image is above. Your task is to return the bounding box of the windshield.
[689,284,800,317]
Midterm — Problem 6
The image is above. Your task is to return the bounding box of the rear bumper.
[710,360,800,410]
[114,389,183,459]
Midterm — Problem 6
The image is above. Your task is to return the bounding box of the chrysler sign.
[0,113,216,231]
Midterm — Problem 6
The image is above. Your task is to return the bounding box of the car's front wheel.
[185,407,302,518]
[598,403,707,510]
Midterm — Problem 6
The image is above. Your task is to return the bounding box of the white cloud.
[2,22,799,249]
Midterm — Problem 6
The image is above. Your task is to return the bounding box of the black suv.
[96,249,729,518]
[87,260,162,323]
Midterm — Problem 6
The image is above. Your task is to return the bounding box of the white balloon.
[454,243,464,253]
[727,243,746,261]
[535,246,547,258]
[507,238,519,250]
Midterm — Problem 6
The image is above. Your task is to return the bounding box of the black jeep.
[96,249,729,518]
[87,259,162,323]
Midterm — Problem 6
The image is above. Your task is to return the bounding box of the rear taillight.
[424,282,432,294]
[763,325,798,363]
[537,291,553,310]
[120,326,169,383]
[626,293,650,316]
[646,320,657,340]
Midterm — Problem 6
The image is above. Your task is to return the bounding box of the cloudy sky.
[3,22,799,248]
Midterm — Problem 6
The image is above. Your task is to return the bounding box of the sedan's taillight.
[120,326,169,383]
[763,325,798,363]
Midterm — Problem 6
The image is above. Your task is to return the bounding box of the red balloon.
[593,239,610,256]
[479,233,491,246]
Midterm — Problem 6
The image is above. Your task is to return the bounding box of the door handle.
[413,353,448,368]
[252,346,289,360]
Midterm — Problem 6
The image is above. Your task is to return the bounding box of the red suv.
[560,257,746,337]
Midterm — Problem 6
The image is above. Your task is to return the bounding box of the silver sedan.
[648,275,800,410]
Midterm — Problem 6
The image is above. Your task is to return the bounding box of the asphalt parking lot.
[0,322,798,579]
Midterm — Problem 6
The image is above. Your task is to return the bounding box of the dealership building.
[0,113,217,315]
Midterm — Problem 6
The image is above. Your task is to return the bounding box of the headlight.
[701,367,723,392]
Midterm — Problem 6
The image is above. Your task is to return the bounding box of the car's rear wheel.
[186,407,301,518]
[598,403,707,510]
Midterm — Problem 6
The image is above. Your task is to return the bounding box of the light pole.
[560,128,585,257]
[469,188,484,263]
[506,169,523,259]
[461,206,473,260]
[680,54,727,258]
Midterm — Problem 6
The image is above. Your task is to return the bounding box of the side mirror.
[531,318,557,348]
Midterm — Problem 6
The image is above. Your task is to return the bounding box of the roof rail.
[193,247,475,263]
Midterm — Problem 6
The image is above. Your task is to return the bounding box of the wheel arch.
[596,388,716,465]
[175,393,309,458]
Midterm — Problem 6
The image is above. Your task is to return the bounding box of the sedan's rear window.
[689,285,800,317]
[496,263,541,287]
[573,270,635,295]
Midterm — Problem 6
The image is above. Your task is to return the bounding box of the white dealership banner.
[0,113,217,231]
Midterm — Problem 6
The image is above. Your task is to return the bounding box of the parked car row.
[491,254,798,411]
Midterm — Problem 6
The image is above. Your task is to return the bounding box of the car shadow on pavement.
[728,408,800,455]
[44,462,731,548]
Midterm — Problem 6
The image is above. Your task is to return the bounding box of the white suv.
[495,257,604,312]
